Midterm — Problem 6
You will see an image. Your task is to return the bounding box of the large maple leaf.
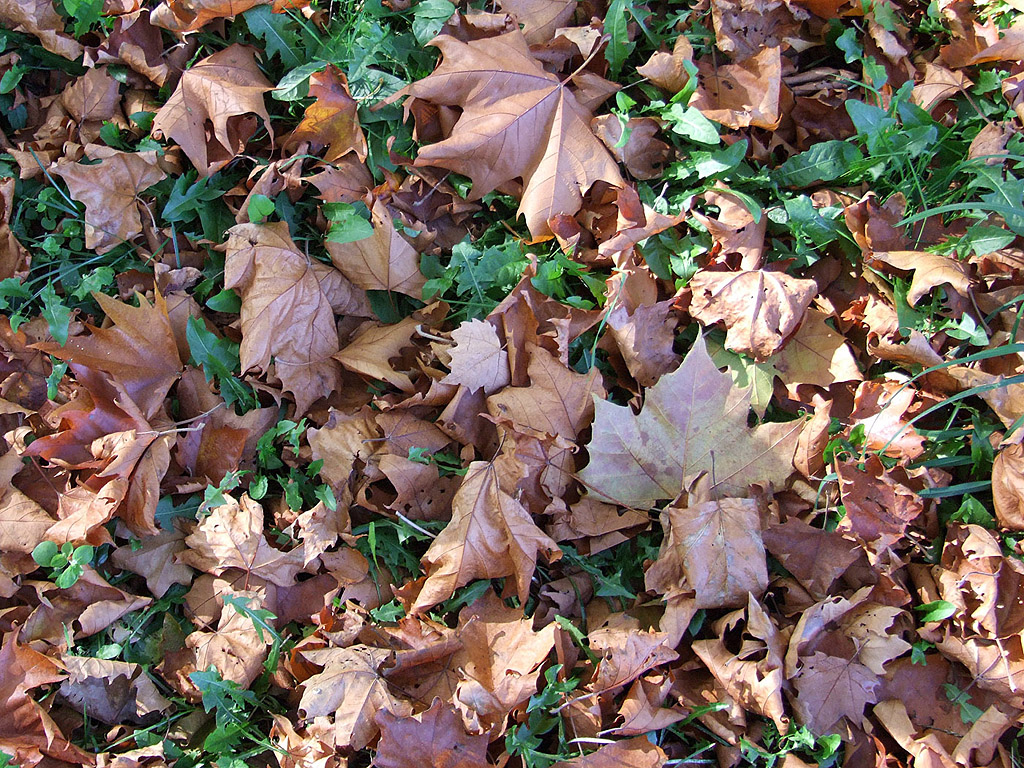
[393,30,623,237]
[578,336,800,507]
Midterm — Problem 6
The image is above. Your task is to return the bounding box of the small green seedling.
[31,541,93,588]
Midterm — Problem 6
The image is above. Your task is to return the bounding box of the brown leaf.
[552,737,666,767]
[412,462,561,613]
[299,645,412,751]
[177,494,307,587]
[496,0,575,43]
[486,342,605,438]
[993,442,1024,530]
[224,222,344,414]
[326,197,425,298]
[869,250,974,306]
[689,267,817,361]
[606,300,681,387]
[187,589,272,689]
[592,116,671,180]
[848,380,926,460]
[0,0,83,60]
[111,528,194,598]
[792,651,879,734]
[588,626,679,694]
[284,66,367,162]
[0,629,93,768]
[333,316,421,393]
[692,47,782,130]
[374,698,490,768]
[151,0,273,33]
[772,309,862,389]
[637,35,693,94]
[762,518,860,598]
[58,656,171,725]
[393,30,623,237]
[836,456,924,554]
[611,674,686,736]
[52,148,166,254]
[442,319,510,394]
[0,177,29,281]
[36,291,182,419]
[580,336,800,506]
[152,45,273,176]
[646,494,768,609]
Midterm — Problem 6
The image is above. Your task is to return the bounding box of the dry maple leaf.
[393,29,623,237]
[326,197,426,298]
[187,589,272,689]
[51,148,166,255]
[792,651,879,734]
[552,737,667,767]
[177,493,307,587]
[496,0,575,43]
[152,45,273,176]
[224,222,344,414]
[0,0,82,60]
[35,291,182,419]
[0,629,94,768]
[993,442,1024,530]
[334,315,421,393]
[588,626,679,694]
[646,491,768,609]
[58,656,171,725]
[442,318,510,394]
[152,0,275,34]
[868,250,974,306]
[579,336,800,507]
[688,267,818,361]
[412,461,561,614]
[111,528,194,598]
[692,46,782,130]
[374,697,490,768]
[299,645,412,751]
[772,308,862,390]
[284,65,367,162]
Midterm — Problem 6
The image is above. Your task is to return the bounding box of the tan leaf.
[187,590,271,689]
[486,342,605,438]
[333,316,420,393]
[151,45,273,176]
[412,462,561,614]
[177,494,307,587]
[151,0,273,33]
[496,0,575,43]
[606,300,681,387]
[299,645,412,751]
[392,30,623,237]
[111,528,194,598]
[592,115,672,180]
[692,46,782,130]
[374,698,490,768]
[58,656,171,725]
[308,407,380,488]
[792,651,879,734]
[612,674,686,736]
[579,336,800,507]
[552,738,667,767]
[993,442,1024,530]
[772,309,861,389]
[836,456,924,554]
[848,380,926,460]
[637,35,693,94]
[326,197,425,298]
[689,268,817,361]
[224,222,343,414]
[0,450,55,556]
[0,0,83,59]
[285,65,367,161]
[588,627,679,694]
[646,495,768,609]
[761,518,860,598]
[36,291,182,419]
[869,250,974,306]
[442,319,510,394]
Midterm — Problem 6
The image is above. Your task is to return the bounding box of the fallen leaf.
[299,645,412,751]
[152,45,274,176]
[772,308,862,390]
[689,267,818,361]
[692,47,782,130]
[792,651,878,734]
[58,656,171,725]
[442,319,510,394]
[588,626,679,694]
[580,336,800,507]
[993,442,1024,530]
[224,222,343,414]
[111,528,194,598]
[374,697,490,768]
[552,737,666,767]
[52,148,166,255]
[152,0,275,33]
[393,30,623,237]
[496,0,575,43]
[412,462,561,614]
[0,0,83,59]
[869,250,974,306]
[285,65,367,161]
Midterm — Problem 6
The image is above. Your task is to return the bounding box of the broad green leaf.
[40,283,71,346]
[774,140,861,187]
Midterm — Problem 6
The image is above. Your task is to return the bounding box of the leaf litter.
[0,0,1023,767]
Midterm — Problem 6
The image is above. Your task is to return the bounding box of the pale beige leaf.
[442,319,510,394]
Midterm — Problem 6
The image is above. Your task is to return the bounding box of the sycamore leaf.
[496,0,575,44]
[442,318,510,394]
[0,0,82,59]
[374,698,490,768]
[579,336,799,507]
[299,645,412,751]
[224,222,344,414]
[151,0,274,33]
[177,494,307,587]
[51,148,166,255]
[688,267,818,361]
[393,29,623,237]
[325,197,425,298]
[412,462,561,614]
[792,651,879,734]
[35,291,182,419]
[151,45,273,176]
[552,738,667,767]
[284,65,367,162]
